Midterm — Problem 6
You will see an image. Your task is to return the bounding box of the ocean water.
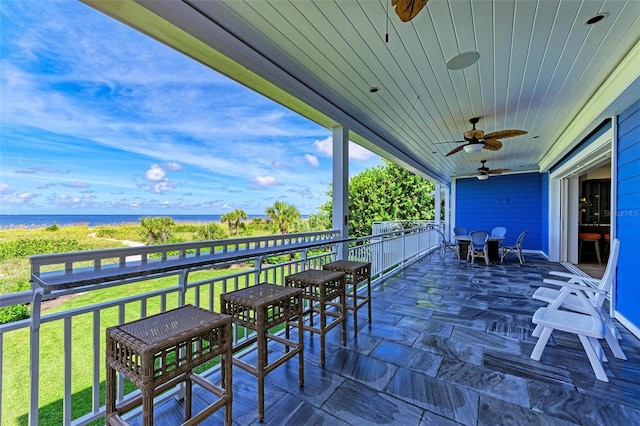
[0,214,234,229]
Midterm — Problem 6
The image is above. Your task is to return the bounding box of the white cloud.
[314,136,375,161]
[145,164,166,181]
[251,176,280,186]
[166,162,181,171]
[304,154,319,167]
[314,136,332,156]
[150,180,177,194]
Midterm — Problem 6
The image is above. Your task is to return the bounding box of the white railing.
[0,226,438,426]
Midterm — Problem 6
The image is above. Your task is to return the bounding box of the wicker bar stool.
[106,305,233,426]
[322,260,372,334]
[284,269,347,366]
[221,283,304,422]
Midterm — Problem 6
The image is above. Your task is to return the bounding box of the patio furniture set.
[105,260,371,425]
[437,226,528,264]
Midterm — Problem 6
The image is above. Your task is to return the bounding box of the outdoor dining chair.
[436,229,458,259]
[467,230,490,265]
[453,226,468,237]
[501,230,528,264]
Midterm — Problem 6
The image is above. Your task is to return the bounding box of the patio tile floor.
[133,253,640,425]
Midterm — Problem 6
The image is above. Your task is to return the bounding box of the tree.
[139,216,175,243]
[220,209,248,235]
[266,201,301,234]
[220,212,234,235]
[140,217,158,243]
[319,159,435,237]
[232,209,248,235]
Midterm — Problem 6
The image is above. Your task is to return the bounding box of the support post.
[332,125,349,260]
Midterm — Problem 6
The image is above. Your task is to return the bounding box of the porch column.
[434,182,442,230]
[443,185,450,238]
[332,125,349,259]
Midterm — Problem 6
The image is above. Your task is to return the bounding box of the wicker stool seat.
[106,305,233,426]
[322,260,372,334]
[285,269,347,366]
[221,283,303,421]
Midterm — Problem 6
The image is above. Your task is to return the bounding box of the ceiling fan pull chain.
[386,0,390,43]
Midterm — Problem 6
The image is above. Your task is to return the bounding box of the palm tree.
[220,212,234,235]
[139,217,158,243]
[232,209,247,236]
[265,201,300,234]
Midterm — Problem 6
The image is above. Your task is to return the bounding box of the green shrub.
[93,227,117,238]
[45,223,59,232]
[0,238,88,261]
[197,223,229,240]
[0,304,30,324]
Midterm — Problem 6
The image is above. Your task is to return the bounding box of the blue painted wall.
[456,173,544,251]
[616,98,640,329]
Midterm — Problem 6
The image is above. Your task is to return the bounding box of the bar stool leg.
[142,387,153,426]
[185,373,192,421]
[320,298,327,367]
[105,364,116,424]
[257,329,267,422]
[298,311,304,386]
[578,239,583,262]
[595,240,602,265]
[340,287,347,346]
[351,281,358,335]
[367,276,372,329]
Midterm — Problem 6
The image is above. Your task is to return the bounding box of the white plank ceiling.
[91,0,640,183]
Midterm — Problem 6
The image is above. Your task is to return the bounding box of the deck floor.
[132,253,640,425]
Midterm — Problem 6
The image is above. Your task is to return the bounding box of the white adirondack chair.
[532,238,626,361]
[530,280,609,381]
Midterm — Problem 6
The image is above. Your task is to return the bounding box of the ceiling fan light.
[446,51,480,70]
[477,174,489,180]
[463,143,483,153]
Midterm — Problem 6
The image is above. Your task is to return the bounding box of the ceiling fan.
[443,117,527,157]
[392,0,429,22]
[463,160,511,180]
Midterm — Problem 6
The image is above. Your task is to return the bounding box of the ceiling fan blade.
[434,139,466,145]
[483,129,528,139]
[482,139,503,151]
[445,145,466,156]
[392,0,429,22]
[488,168,511,175]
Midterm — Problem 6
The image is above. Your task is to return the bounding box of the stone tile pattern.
[138,254,640,425]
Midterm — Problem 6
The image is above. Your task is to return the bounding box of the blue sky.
[0,1,382,215]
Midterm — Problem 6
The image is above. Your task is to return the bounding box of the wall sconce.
[579,196,587,212]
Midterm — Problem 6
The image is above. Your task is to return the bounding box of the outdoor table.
[455,235,505,263]
[106,305,233,426]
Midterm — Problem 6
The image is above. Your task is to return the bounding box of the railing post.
[254,256,264,284]
[29,287,44,426]
[178,270,189,307]
[379,237,385,282]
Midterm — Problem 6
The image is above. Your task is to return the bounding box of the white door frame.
[547,128,613,262]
